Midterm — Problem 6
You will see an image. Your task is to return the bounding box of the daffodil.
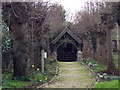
[32,65,34,68]
[45,78,47,80]
[37,68,39,71]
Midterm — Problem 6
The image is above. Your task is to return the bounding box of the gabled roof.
[51,27,81,44]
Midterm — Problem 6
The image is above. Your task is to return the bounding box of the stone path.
[43,62,96,88]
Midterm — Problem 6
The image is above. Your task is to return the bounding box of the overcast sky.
[43,0,91,21]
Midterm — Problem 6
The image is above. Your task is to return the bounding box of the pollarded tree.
[100,2,118,73]
[2,2,30,77]
[2,2,48,77]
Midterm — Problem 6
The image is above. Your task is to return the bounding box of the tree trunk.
[97,34,107,64]
[106,29,116,73]
[11,23,29,77]
[83,39,88,58]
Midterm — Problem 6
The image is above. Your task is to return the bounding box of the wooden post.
[41,49,44,73]
[52,52,57,60]
[77,51,83,61]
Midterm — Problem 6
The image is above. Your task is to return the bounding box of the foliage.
[94,80,119,88]
[2,22,12,72]
[113,54,119,69]
[80,57,107,72]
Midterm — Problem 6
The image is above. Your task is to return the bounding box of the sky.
[43,0,90,21]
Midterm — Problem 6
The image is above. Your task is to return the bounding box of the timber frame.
[50,27,83,52]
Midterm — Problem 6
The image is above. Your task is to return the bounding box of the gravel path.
[43,62,96,88]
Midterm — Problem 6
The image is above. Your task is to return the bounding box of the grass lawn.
[94,80,119,89]
[2,73,32,88]
[2,70,56,88]
[0,86,2,90]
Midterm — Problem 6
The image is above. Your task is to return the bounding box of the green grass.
[32,72,48,82]
[2,59,57,88]
[0,86,2,90]
[2,73,32,88]
[94,80,119,88]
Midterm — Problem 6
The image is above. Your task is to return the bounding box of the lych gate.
[50,28,83,62]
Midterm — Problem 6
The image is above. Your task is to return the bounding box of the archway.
[57,43,77,62]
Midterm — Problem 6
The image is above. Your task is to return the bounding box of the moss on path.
[43,62,96,88]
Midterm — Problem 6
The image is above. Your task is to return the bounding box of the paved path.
[43,62,96,88]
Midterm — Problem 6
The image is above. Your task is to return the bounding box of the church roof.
[51,27,81,44]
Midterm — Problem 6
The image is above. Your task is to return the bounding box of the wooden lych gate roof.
[51,27,81,44]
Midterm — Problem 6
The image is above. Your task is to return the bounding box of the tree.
[41,3,66,56]
[100,2,118,73]
[73,1,118,73]
[44,3,66,38]
[2,2,48,77]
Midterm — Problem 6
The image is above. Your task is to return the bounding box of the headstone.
[41,49,44,73]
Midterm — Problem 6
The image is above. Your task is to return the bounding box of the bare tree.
[73,1,118,73]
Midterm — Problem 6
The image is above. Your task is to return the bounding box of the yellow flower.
[89,57,90,59]
[45,78,47,80]
[32,65,34,68]
[37,68,39,71]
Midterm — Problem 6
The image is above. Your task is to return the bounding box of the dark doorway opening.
[57,43,77,62]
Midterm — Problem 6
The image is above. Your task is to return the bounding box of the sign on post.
[44,52,47,59]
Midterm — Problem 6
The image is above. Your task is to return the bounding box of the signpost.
[41,50,44,73]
